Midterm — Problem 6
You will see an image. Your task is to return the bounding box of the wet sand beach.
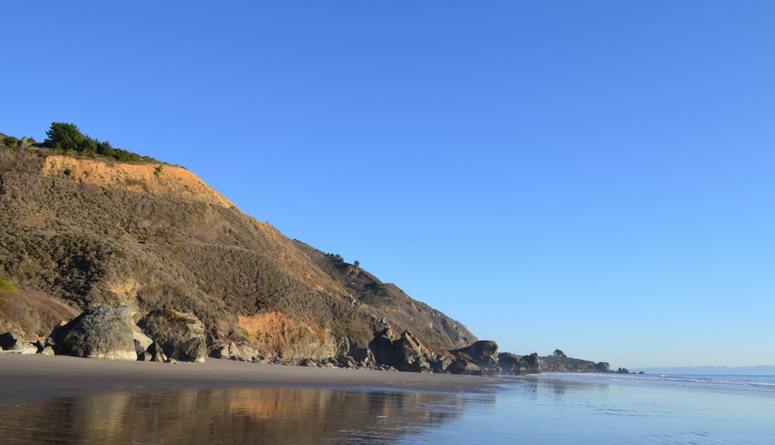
[0,354,505,403]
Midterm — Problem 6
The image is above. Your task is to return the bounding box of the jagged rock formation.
[138,309,208,363]
[364,325,447,372]
[295,242,476,353]
[447,340,541,375]
[497,352,542,375]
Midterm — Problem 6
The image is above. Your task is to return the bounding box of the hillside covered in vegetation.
[0,124,476,365]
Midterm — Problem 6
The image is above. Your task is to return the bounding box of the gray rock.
[39,346,55,356]
[0,332,36,354]
[210,342,259,362]
[449,340,502,374]
[138,310,207,363]
[497,352,522,373]
[452,340,499,362]
[134,339,147,361]
[32,339,46,353]
[46,322,67,353]
[368,326,399,366]
[393,331,434,373]
[133,328,153,351]
[516,352,541,374]
[367,326,438,373]
[430,356,452,373]
[299,358,319,367]
[51,306,137,360]
[595,362,610,372]
[0,332,20,350]
[18,342,38,355]
[447,358,482,375]
[147,342,167,362]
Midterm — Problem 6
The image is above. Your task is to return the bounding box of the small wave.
[535,372,775,395]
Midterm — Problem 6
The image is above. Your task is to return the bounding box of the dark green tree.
[44,122,92,152]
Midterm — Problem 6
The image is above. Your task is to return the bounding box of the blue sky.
[3,1,775,367]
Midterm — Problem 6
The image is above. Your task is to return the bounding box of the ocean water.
[0,373,773,444]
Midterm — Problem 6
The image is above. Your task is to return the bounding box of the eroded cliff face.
[0,145,474,361]
[40,155,235,208]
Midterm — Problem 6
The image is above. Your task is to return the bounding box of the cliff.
[0,135,474,362]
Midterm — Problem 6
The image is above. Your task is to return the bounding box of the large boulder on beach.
[138,309,207,363]
[451,340,499,364]
[51,306,137,360]
[449,340,501,374]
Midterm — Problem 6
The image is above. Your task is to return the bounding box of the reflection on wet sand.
[0,387,490,444]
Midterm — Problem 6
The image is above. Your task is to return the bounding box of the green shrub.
[0,279,17,292]
[43,122,157,163]
[3,136,20,148]
[326,253,344,262]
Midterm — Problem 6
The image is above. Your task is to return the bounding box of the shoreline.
[0,354,509,403]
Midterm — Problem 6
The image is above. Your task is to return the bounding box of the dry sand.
[0,354,509,403]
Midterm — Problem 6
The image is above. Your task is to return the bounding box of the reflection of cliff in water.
[0,387,488,444]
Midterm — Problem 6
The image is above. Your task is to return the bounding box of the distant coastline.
[637,365,775,376]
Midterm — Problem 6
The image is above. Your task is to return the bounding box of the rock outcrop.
[450,340,501,374]
[146,342,167,362]
[210,342,261,362]
[138,309,207,363]
[365,326,439,373]
[455,340,499,362]
[447,358,482,375]
[133,328,154,361]
[0,332,37,354]
[51,306,137,360]
[516,352,541,374]
[445,341,543,376]
[540,352,604,373]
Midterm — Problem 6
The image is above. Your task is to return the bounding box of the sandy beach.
[0,354,507,403]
